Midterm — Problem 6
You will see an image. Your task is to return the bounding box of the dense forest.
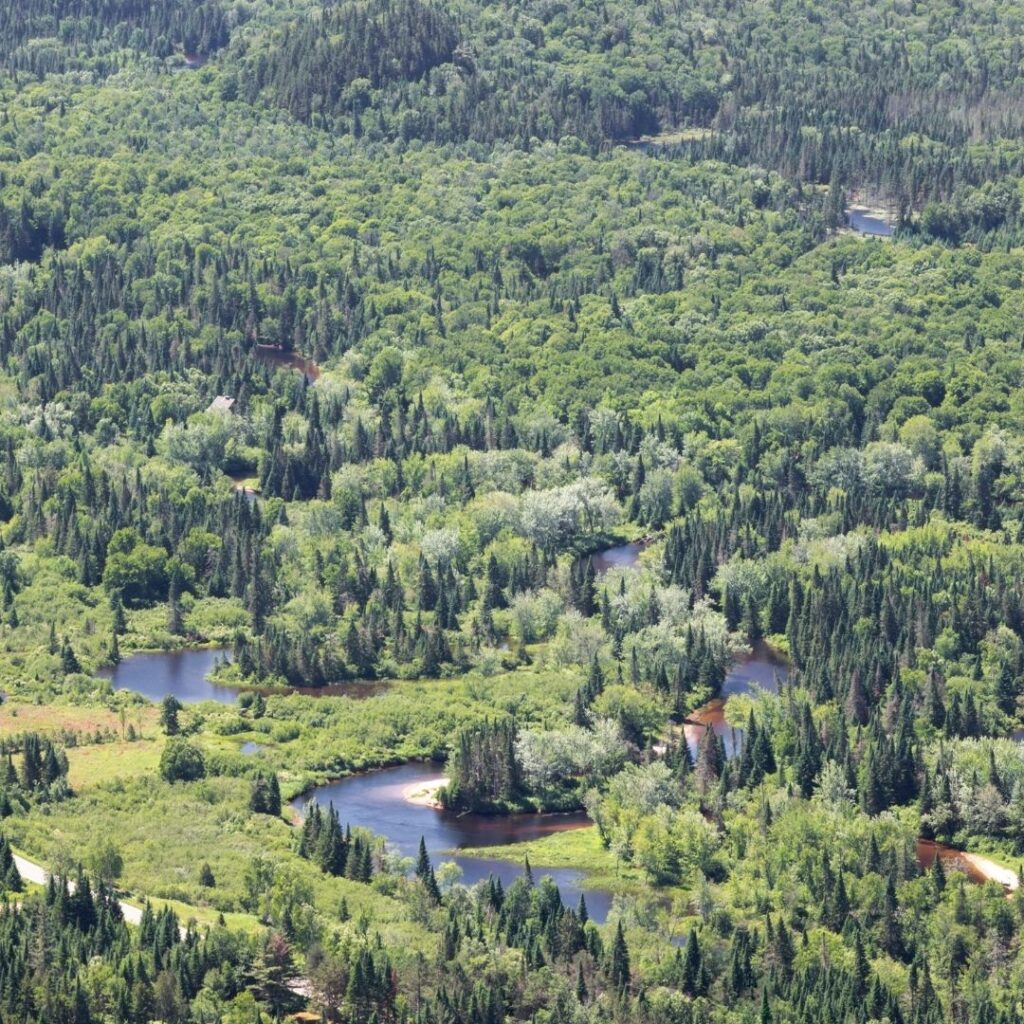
[0,0,1023,1021]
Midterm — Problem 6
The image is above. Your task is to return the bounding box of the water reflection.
[294,763,611,922]
[100,648,236,704]
[846,208,894,237]
[589,542,649,576]
[254,345,320,383]
[102,648,391,704]
[683,641,790,761]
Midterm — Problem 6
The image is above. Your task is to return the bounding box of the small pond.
[846,208,894,237]
[100,647,236,705]
[255,345,320,384]
[589,541,649,576]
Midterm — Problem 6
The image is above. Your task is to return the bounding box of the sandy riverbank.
[917,840,1020,892]
[958,850,1020,890]
[403,776,449,809]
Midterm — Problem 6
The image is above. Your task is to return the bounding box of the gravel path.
[15,852,150,925]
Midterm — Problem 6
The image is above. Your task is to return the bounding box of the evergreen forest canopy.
[0,0,1024,1021]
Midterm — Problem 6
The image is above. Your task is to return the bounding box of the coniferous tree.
[159,696,182,737]
[607,921,630,992]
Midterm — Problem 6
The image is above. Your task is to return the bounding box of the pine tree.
[415,836,431,880]
[996,662,1018,716]
[111,590,127,633]
[60,635,81,674]
[575,960,588,1003]
[680,928,704,996]
[879,876,903,959]
[250,773,282,816]
[482,554,505,610]
[0,831,22,893]
[608,921,630,991]
[167,563,186,636]
[852,928,869,999]
[248,559,270,634]
[159,695,182,736]
[695,724,723,792]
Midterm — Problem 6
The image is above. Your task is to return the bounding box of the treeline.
[0,856,311,1022]
[6,264,1024,699]
[296,801,377,883]
[305,850,980,1024]
[243,0,716,149]
[0,733,70,815]
[686,0,1024,210]
[440,718,521,812]
[253,0,459,116]
[0,0,234,76]
[234,0,1024,212]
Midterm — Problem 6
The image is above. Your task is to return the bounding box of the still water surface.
[294,763,610,921]
[100,648,236,704]
[846,208,893,236]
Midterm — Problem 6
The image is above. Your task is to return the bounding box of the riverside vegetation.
[3,0,1024,1021]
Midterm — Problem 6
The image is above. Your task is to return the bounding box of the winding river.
[678,645,1018,892]
[292,764,611,921]
[915,840,1018,890]
[683,641,789,760]
[292,646,796,922]
[103,539,1017,913]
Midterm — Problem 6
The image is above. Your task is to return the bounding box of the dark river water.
[103,648,391,705]
[108,541,650,706]
[292,763,609,921]
[588,541,649,576]
[102,629,792,919]
[103,637,1008,916]
[100,536,1007,910]
[683,641,790,760]
[294,646,793,922]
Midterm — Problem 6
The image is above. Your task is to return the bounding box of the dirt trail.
[12,850,311,995]
[15,852,162,928]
